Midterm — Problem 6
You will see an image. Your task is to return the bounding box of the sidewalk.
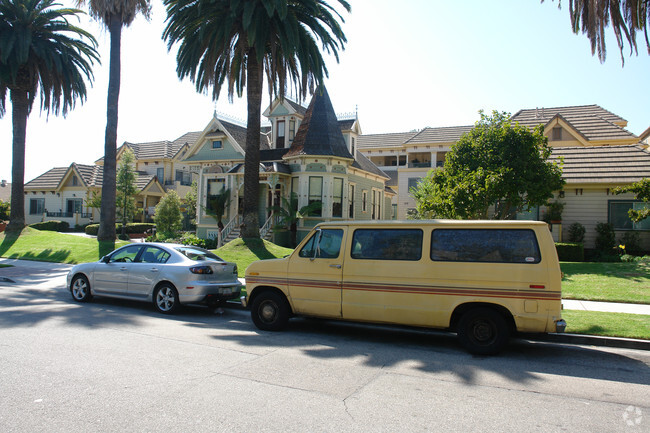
[562,299,650,315]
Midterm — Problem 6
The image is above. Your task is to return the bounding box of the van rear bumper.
[555,319,567,333]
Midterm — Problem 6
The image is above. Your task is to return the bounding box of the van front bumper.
[555,319,567,333]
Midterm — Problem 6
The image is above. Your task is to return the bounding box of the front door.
[287,228,345,317]
[93,245,143,294]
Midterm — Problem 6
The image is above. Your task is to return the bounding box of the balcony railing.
[408,161,432,168]
[46,211,92,219]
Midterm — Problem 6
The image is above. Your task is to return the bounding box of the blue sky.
[1,0,649,182]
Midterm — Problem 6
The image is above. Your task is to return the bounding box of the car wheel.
[70,275,93,302]
[457,307,510,355]
[153,283,179,314]
[251,291,290,331]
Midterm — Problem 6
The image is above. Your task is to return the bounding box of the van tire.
[251,291,290,331]
[457,307,510,355]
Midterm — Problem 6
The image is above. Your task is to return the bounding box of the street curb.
[521,332,650,351]
[225,302,650,351]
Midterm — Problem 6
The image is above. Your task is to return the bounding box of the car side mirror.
[101,255,110,263]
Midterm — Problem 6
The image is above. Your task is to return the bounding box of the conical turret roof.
[283,87,354,160]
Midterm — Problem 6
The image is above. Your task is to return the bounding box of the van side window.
[351,229,423,261]
[298,229,343,259]
[430,229,541,263]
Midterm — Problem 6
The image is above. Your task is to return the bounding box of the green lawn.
[215,237,294,277]
[561,261,650,304]
[0,228,127,264]
[562,310,650,340]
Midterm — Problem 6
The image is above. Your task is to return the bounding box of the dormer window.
[276,120,285,148]
[212,140,223,149]
[289,119,296,141]
[72,176,78,186]
[552,126,562,141]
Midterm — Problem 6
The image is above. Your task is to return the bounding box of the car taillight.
[190,266,213,274]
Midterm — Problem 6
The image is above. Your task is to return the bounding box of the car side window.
[138,246,170,264]
[298,229,344,259]
[110,245,142,263]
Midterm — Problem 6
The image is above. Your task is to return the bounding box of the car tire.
[70,275,93,302]
[457,307,510,355]
[153,283,180,314]
[251,291,290,331]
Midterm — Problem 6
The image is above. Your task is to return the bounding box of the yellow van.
[244,220,566,354]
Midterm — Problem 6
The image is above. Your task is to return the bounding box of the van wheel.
[457,307,510,355]
[251,291,290,331]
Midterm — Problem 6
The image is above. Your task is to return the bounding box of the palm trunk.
[6,89,28,232]
[97,15,122,244]
[241,49,263,238]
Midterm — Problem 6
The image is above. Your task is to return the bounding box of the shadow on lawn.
[243,237,278,260]
[0,227,21,257]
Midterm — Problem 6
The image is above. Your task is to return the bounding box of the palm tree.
[549,0,650,63]
[0,0,99,232]
[269,192,322,247]
[77,0,151,244]
[163,0,350,238]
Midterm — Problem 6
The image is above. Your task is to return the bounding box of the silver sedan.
[66,243,243,314]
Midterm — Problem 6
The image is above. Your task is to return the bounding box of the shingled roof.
[550,145,650,184]
[357,132,417,149]
[283,87,354,160]
[406,126,474,144]
[511,105,636,142]
[25,163,156,192]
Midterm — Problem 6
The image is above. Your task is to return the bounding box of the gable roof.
[512,105,636,143]
[551,145,650,184]
[283,87,354,160]
[352,150,389,179]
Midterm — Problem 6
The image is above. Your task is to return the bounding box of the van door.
[287,228,345,317]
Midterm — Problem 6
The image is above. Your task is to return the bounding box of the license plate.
[221,288,232,295]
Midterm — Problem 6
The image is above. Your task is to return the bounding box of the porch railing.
[220,214,241,245]
[260,214,274,239]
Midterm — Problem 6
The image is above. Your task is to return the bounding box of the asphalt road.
[0,264,648,432]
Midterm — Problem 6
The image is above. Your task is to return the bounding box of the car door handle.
[150,268,158,272]
[329,264,341,269]
[120,267,127,271]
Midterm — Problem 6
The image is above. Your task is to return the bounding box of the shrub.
[29,220,69,232]
[154,191,183,238]
[85,224,99,235]
[179,232,206,248]
[567,222,586,243]
[85,223,155,236]
[619,231,643,256]
[0,200,9,221]
[594,222,616,253]
[555,242,584,261]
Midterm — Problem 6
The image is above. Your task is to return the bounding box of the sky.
[1,0,649,182]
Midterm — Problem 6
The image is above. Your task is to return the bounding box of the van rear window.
[351,229,423,261]
[430,229,541,263]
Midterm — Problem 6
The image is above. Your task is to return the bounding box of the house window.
[289,119,296,141]
[552,126,562,141]
[66,198,83,214]
[348,184,355,218]
[276,120,286,148]
[362,190,368,213]
[609,201,650,230]
[212,140,223,149]
[29,198,44,215]
[208,178,226,195]
[291,177,299,195]
[156,168,164,181]
[333,178,343,218]
[371,190,377,219]
[408,177,420,192]
[351,137,356,156]
[308,176,323,216]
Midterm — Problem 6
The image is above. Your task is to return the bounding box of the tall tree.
[78,0,150,244]
[0,0,98,232]
[116,147,137,238]
[412,111,565,220]
[546,0,650,63]
[163,0,350,238]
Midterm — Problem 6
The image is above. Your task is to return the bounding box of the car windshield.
[174,246,223,262]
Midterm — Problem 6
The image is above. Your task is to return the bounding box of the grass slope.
[215,237,294,277]
[0,228,127,264]
[561,261,650,304]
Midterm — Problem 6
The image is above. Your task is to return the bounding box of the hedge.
[85,223,155,236]
[29,220,70,232]
[555,242,584,262]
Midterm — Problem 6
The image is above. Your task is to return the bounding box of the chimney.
[1,180,6,187]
